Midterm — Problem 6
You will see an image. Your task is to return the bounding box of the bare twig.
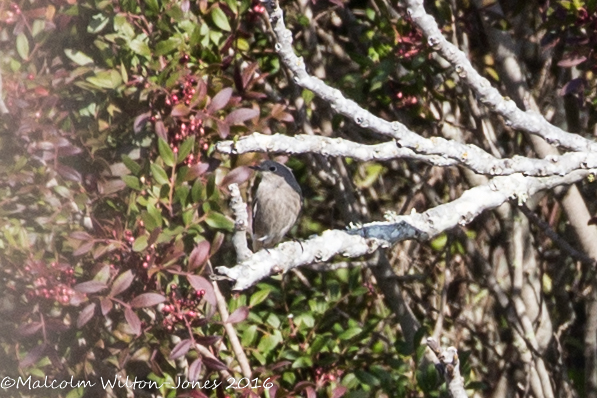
[426,337,468,398]
[211,279,252,378]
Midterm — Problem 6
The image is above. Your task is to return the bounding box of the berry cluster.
[160,285,206,331]
[25,261,76,304]
[149,75,209,166]
[122,227,156,271]
[246,0,265,23]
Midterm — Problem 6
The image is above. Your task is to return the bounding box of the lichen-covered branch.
[403,0,596,153]
[256,0,597,180]
[217,169,596,290]
[217,132,457,166]
[217,132,597,177]
[228,184,252,262]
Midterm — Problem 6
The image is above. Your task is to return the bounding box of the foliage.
[1,0,597,397]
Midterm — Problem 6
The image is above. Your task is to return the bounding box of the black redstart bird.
[250,160,302,251]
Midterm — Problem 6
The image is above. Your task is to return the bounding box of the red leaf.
[134,111,152,134]
[19,343,47,368]
[169,338,192,360]
[77,303,96,328]
[70,231,92,240]
[196,79,207,104]
[74,281,107,294]
[227,306,249,324]
[188,358,203,381]
[56,163,82,182]
[194,335,222,346]
[224,108,259,124]
[274,112,294,123]
[125,308,141,335]
[17,322,42,336]
[207,87,233,113]
[216,119,230,139]
[210,232,225,256]
[560,78,585,96]
[185,163,210,180]
[202,357,228,371]
[155,120,167,141]
[100,297,113,316]
[57,145,83,157]
[171,103,191,117]
[147,227,162,246]
[189,241,211,271]
[73,241,94,256]
[110,270,134,296]
[331,385,348,398]
[187,275,216,306]
[557,54,587,68]
[242,62,260,89]
[221,166,252,188]
[130,293,166,308]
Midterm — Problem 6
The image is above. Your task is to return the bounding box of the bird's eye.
[269,166,277,172]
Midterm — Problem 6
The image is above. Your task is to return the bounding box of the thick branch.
[257,0,597,179]
[217,169,596,290]
[403,0,596,153]
[218,132,597,177]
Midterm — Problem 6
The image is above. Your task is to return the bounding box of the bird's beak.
[249,165,260,171]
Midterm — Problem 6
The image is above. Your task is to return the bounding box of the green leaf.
[225,0,238,13]
[205,212,234,231]
[64,49,94,66]
[122,175,141,190]
[355,370,380,386]
[129,38,151,58]
[147,203,163,228]
[155,37,181,56]
[16,33,30,60]
[144,0,160,14]
[122,155,141,175]
[242,325,258,346]
[86,70,122,89]
[249,289,270,307]
[257,334,281,353]
[150,163,169,185]
[177,137,195,163]
[339,327,362,340]
[310,335,329,353]
[158,138,175,167]
[88,13,110,34]
[211,7,231,31]
[132,235,148,252]
[141,211,158,231]
[291,357,313,369]
[182,208,195,226]
[191,179,205,202]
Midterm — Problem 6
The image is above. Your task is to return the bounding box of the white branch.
[217,169,596,290]
[228,184,252,262]
[0,68,8,115]
[217,132,457,166]
[254,0,597,179]
[427,338,468,398]
[403,0,596,153]
[217,132,597,177]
